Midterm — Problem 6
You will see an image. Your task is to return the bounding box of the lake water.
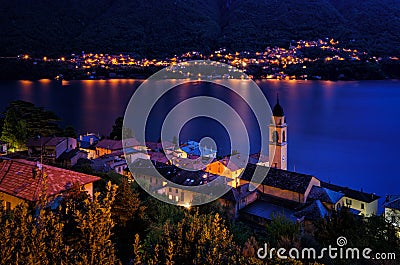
[0,79,399,198]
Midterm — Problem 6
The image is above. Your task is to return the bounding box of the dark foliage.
[0,0,399,58]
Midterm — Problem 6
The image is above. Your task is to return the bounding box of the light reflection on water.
[0,79,400,197]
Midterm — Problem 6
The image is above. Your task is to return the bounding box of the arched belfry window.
[272,131,279,143]
[283,131,286,142]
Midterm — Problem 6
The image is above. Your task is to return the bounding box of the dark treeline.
[0,0,399,58]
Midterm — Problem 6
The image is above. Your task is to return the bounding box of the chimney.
[80,135,83,141]
[32,162,42,179]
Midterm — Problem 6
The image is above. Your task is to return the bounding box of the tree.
[63,126,77,138]
[133,234,144,265]
[109,116,134,140]
[0,107,27,150]
[265,213,301,248]
[143,211,240,265]
[112,178,146,263]
[8,100,60,137]
[0,100,61,150]
[314,208,400,264]
[0,197,68,264]
[74,182,121,265]
[110,117,123,140]
[112,177,145,227]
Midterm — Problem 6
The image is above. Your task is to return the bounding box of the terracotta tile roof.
[96,139,123,150]
[0,159,100,202]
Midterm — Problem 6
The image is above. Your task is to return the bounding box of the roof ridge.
[0,160,13,185]
[32,166,45,201]
[387,196,400,204]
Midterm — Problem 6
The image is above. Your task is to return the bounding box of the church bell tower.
[269,95,287,170]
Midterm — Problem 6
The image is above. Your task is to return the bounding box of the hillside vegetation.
[0,0,399,57]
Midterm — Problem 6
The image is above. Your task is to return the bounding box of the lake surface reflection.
[1,79,399,197]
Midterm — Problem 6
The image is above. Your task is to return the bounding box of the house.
[57,149,88,167]
[124,147,150,164]
[95,139,123,158]
[0,141,7,155]
[123,137,147,152]
[321,182,380,216]
[295,200,330,221]
[219,183,258,218]
[164,170,219,205]
[180,140,216,159]
[144,141,176,153]
[90,151,125,173]
[294,200,330,232]
[307,186,344,211]
[204,154,247,187]
[27,137,77,160]
[129,158,221,206]
[110,159,128,175]
[248,152,269,167]
[384,195,400,233]
[239,164,321,203]
[77,133,100,159]
[0,158,100,210]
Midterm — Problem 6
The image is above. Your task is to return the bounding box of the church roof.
[240,164,314,194]
[272,96,284,117]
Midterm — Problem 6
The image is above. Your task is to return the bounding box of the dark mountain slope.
[0,0,399,57]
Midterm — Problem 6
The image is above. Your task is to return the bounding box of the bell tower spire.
[269,94,287,170]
